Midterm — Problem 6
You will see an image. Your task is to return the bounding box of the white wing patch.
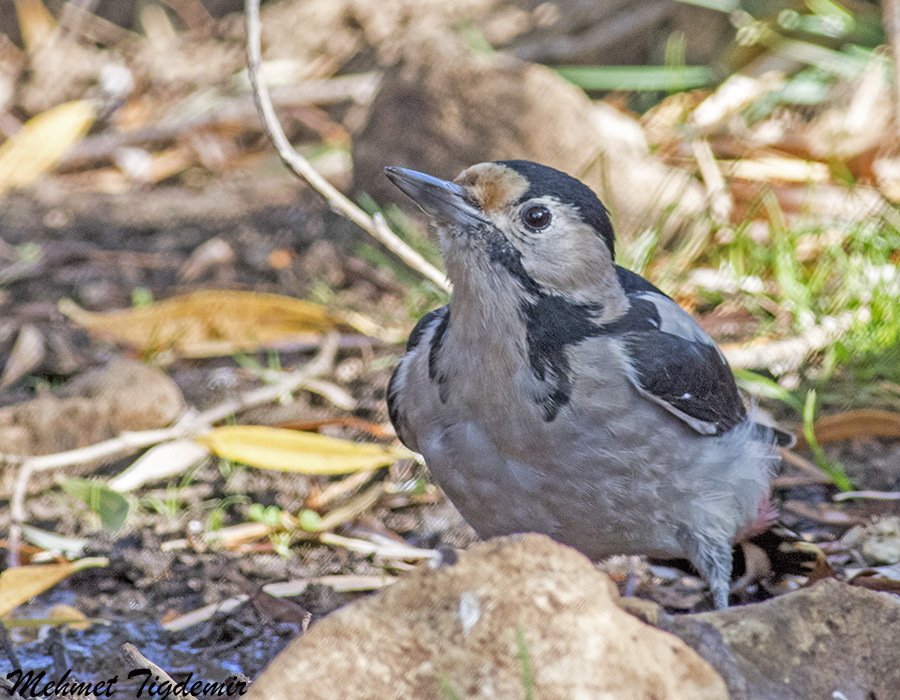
[636,292,712,344]
[637,291,729,365]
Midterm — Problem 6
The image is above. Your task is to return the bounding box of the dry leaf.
[0,558,107,616]
[13,0,55,53]
[196,425,404,474]
[60,290,389,359]
[47,604,90,630]
[689,72,785,132]
[277,416,393,439]
[108,440,211,493]
[0,324,44,387]
[0,100,96,196]
[793,409,900,450]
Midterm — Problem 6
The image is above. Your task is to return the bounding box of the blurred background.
[1,0,899,688]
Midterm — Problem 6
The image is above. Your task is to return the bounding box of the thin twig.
[318,532,436,560]
[833,490,900,502]
[772,474,834,488]
[122,644,198,700]
[243,0,449,291]
[691,138,732,224]
[8,462,35,568]
[5,335,339,567]
[780,448,833,482]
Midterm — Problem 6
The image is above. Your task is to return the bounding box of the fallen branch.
[122,644,198,700]
[243,0,449,292]
[61,73,382,169]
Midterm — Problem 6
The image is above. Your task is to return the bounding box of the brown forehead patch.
[455,163,529,214]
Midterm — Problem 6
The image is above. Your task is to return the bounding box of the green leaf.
[803,390,853,491]
[554,65,714,92]
[299,510,323,532]
[734,370,804,413]
[674,0,738,11]
[438,678,463,700]
[57,478,131,530]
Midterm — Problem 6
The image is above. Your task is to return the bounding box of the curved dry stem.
[243,0,449,292]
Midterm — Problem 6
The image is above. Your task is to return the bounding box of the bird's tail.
[649,524,827,598]
[732,524,827,585]
[750,420,796,448]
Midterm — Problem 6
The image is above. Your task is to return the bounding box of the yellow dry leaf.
[0,100,96,196]
[196,426,405,474]
[60,290,388,359]
[48,604,90,630]
[13,0,55,53]
[724,156,830,183]
[0,558,107,616]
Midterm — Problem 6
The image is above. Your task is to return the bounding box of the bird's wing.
[603,267,747,436]
[386,305,450,451]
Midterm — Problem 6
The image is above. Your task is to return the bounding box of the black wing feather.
[608,267,746,435]
[387,306,449,450]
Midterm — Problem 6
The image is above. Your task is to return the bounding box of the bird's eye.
[521,205,551,231]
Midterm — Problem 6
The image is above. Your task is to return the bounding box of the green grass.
[515,627,535,700]
[622,180,900,489]
[693,195,900,382]
[438,627,536,700]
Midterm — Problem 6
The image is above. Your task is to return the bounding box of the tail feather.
[751,421,796,448]
[737,526,821,578]
[648,525,826,599]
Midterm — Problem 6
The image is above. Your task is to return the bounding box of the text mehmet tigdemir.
[4,669,249,698]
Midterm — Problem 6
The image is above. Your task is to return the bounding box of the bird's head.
[385,161,617,305]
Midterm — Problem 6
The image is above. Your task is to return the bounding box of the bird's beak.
[384,166,487,226]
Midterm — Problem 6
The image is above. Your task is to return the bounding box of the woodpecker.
[384,160,793,609]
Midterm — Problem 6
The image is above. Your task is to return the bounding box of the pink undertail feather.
[734,491,779,542]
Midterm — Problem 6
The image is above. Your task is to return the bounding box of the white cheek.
[493,211,517,235]
[521,219,610,292]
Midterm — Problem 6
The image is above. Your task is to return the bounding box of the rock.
[52,358,185,433]
[843,516,900,566]
[659,578,900,700]
[0,359,184,497]
[352,32,706,244]
[246,534,728,700]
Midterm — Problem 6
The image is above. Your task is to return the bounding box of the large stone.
[0,359,185,497]
[352,33,706,244]
[246,534,727,700]
[659,578,900,700]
